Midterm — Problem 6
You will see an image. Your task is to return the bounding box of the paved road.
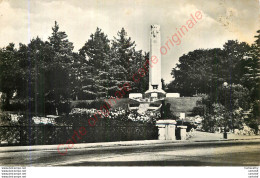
[0,140,259,166]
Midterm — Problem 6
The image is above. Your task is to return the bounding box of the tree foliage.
[0,23,149,116]
[169,31,259,131]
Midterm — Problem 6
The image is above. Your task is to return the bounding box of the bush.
[0,108,158,146]
[1,100,70,115]
[74,99,111,109]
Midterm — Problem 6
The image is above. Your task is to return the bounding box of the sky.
[0,0,259,83]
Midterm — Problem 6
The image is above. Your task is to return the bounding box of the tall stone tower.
[147,25,164,93]
[129,24,167,114]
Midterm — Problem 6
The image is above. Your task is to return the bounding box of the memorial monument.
[128,25,187,140]
[146,25,164,93]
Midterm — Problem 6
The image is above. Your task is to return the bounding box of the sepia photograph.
[0,0,259,176]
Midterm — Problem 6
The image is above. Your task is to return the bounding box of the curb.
[1,137,260,153]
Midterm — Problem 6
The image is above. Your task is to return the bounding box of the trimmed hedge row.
[0,112,158,146]
[0,125,158,146]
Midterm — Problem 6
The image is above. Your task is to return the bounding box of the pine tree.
[79,28,111,99]
[46,21,74,114]
[70,52,86,100]
[110,28,148,95]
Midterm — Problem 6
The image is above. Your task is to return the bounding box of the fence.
[0,125,158,146]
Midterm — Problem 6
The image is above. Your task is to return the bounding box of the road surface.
[0,139,259,166]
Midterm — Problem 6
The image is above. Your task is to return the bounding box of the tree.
[26,38,53,115]
[241,30,260,131]
[0,43,21,109]
[168,39,257,131]
[168,40,251,96]
[79,27,148,99]
[201,83,250,131]
[46,21,74,114]
[79,27,111,99]
[69,52,86,100]
[110,28,148,94]
[168,48,223,96]
[241,30,260,100]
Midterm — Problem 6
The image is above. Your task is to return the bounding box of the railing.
[0,125,158,146]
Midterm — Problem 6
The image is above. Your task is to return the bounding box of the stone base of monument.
[177,125,188,140]
[156,120,176,140]
[166,93,180,98]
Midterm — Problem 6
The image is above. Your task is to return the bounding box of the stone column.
[156,120,176,140]
[149,25,162,90]
[157,125,166,140]
[178,126,187,140]
[166,124,176,140]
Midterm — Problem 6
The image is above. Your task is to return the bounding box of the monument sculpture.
[147,25,164,92]
[129,25,165,114]
[128,25,187,140]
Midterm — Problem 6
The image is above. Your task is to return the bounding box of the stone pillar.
[166,124,176,140]
[149,25,162,90]
[157,125,166,140]
[180,113,185,120]
[178,126,187,140]
[156,120,176,140]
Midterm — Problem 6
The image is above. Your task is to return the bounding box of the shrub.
[73,100,110,109]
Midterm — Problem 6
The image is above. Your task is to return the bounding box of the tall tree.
[46,21,74,114]
[241,30,260,100]
[168,48,223,96]
[168,40,250,96]
[79,27,111,99]
[241,30,260,130]
[110,28,148,95]
[26,37,53,115]
[0,43,20,109]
